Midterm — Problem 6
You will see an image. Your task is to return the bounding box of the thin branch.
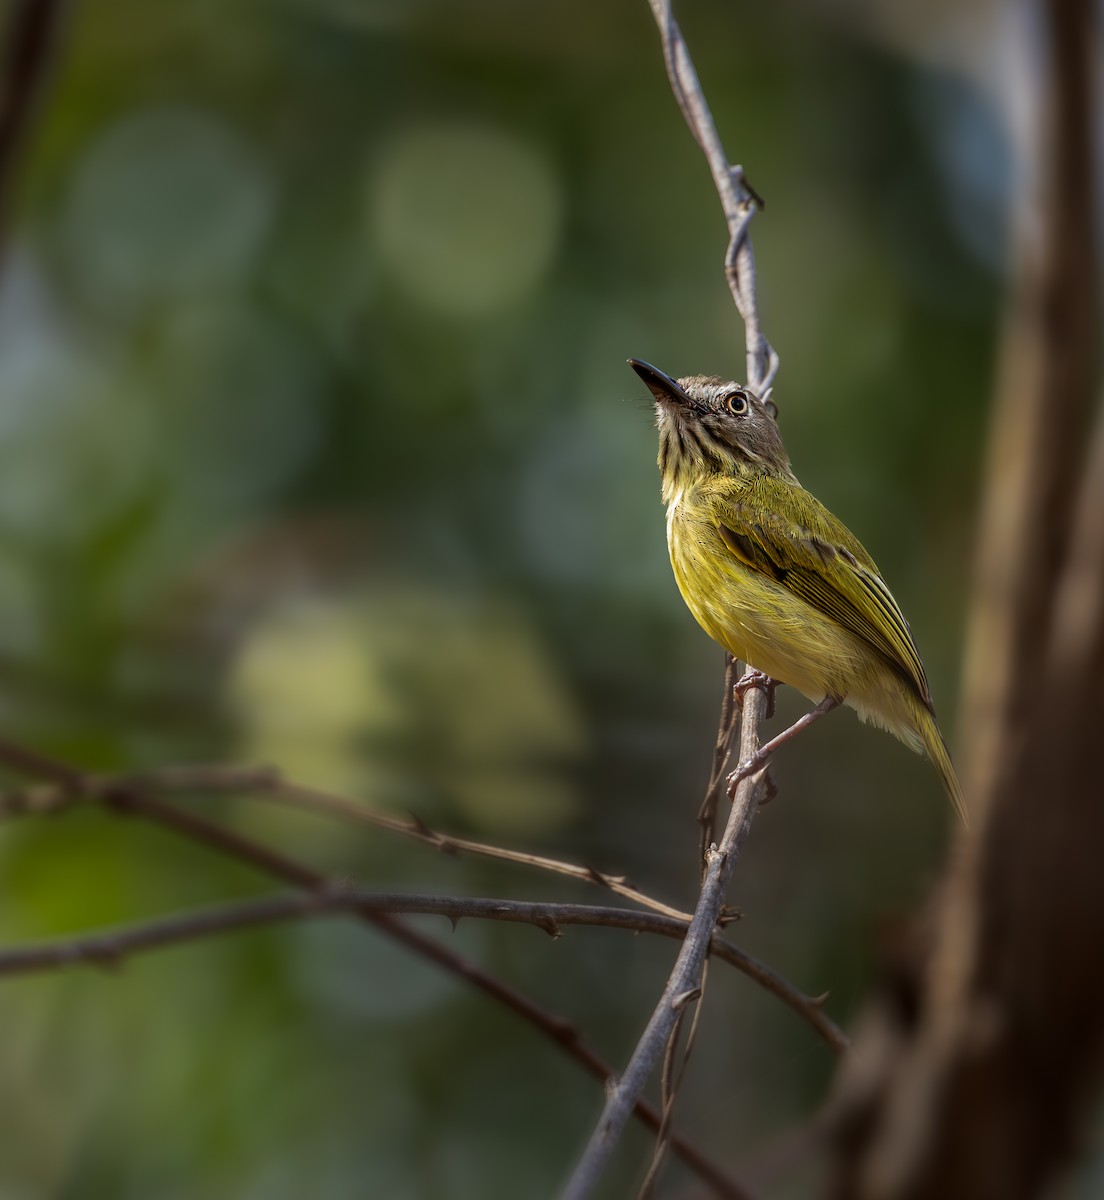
[372,904,750,1200]
[639,959,711,1199]
[647,0,776,393]
[563,678,773,1199]
[0,734,85,790]
[0,0,69,257]
[0,883,846,1052]
[0,762,279,814]
[727,695,839,795]
[638,1010,691,1200]
[697,654,741,861]
[0,737,749,1196]
[268,780,697,923]
[0,764,695,922]
[0,891,731,966]
[0,751,844,1048]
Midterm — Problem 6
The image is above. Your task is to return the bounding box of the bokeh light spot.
[61,107,274,310]
[370,122,561,317]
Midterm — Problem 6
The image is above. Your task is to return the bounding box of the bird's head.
[628,358,794,502]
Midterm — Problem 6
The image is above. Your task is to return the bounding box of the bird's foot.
[726,749,771,797]
[734,668,777,718]
[726,694,842,799]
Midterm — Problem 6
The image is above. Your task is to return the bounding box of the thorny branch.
[0,752,844,1050]
[0,761,695,922]
[0,876,846,1052]
[260,781,695,922]
[0,737,747,1198]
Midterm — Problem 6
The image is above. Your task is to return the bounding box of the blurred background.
[0,0,1010,1196]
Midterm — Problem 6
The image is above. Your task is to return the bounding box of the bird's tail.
[918,708,967,827]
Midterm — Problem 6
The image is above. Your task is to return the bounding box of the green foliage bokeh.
[0,1,999,1195]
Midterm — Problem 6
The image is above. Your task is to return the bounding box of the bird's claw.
[734,669,777,718]
[725,752,769,797]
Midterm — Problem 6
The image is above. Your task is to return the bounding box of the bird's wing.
[713,477,933,708]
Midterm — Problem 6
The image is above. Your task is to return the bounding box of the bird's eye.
[724,390,748,415]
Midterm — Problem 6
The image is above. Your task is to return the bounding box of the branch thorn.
[672,987,702,1010]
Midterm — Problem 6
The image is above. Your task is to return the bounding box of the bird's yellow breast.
[665,493,919,745]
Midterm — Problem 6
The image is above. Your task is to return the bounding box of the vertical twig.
[561,3,780,1194]
[698,653,741,860]
[637,959,710,1199]
[647,0,776,393]
[562,682,770,1200]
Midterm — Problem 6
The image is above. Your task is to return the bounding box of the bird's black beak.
[628,358,692,408]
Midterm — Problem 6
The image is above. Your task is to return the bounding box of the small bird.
[629,358,965,822]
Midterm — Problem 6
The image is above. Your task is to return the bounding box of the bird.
[629,357,965,823]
